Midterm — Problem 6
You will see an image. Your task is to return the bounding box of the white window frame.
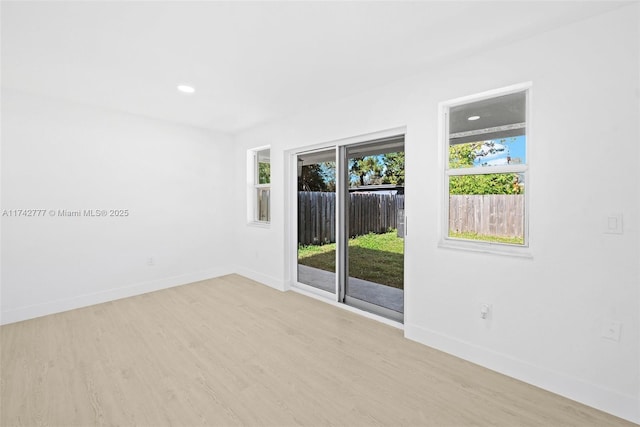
[439,83,532,258]
[247,146,271,225]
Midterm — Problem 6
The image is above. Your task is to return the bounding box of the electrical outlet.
[604,213,623,234]
[147,257,155,266]
[602,320,622,342]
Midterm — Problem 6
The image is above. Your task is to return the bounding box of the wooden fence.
[449,194,524,238]
[298,192,523,245]
[298,192,405,245]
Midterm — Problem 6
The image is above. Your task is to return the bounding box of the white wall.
[1,89,235,324]
[232,5,639,423]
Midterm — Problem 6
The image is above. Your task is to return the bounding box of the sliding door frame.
[285,126,407,322]
[341,138,405,323]
[287,145,340,299]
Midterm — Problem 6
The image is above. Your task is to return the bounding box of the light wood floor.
[1,274,636,426]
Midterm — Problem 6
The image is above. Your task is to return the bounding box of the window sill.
[247,221,271,228]
[438,238,532,259]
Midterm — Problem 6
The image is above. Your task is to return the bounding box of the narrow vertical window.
[443,85,530,252]
[254,148,270,223]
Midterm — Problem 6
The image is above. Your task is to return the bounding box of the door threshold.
[290,283,404,330]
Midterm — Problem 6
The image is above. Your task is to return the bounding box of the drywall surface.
[1,90,235,323]
[232,5,639,422]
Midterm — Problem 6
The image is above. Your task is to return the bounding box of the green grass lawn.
[448,231,524,245]
[298,230,404,289]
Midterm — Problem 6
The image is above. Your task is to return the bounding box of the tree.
[298,162,336,192]
[299,164,327,191]
[449,173,521,195]
[258,162,270,184]
[349,156,383,186]
[320,162,336,192]
[449,141,521,195]
[382,152,404,185]
[449,142,479,169]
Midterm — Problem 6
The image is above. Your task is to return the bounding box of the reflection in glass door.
[296,149,337,294]
[341,137,405,322]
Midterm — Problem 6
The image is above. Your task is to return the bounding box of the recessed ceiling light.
[177,85,195,94]
[468,115,480,121]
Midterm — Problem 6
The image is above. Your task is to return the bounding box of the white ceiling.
[1,1,627,134]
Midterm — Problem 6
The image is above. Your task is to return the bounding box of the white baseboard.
[0,266,233,325]
[3,270,637,424]
[404,322,640,425]
[233,266,285,291]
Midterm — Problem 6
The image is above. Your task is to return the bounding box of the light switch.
[604,213,623,234]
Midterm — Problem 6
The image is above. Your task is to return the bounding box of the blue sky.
[473,135,526,167]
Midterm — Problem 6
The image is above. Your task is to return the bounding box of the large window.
[250,147,270,223]
[442,85,530,252]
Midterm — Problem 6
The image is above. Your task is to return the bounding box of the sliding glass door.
[294,134,405,323]
[296,149,337,294]
[340,137,405,322]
